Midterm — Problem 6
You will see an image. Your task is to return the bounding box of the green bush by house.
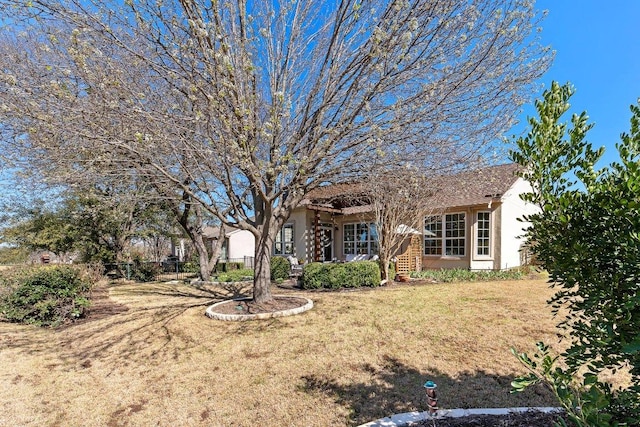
[270,256,290,281]
[410,268,526,282]
[0,265,94,327]
[301,261,380,289]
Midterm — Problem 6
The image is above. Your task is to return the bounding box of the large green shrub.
[301,261,380,289]
[270,256,290,281]
[301,262,330,289]
[0,266,93,327]
[129,255,160,282]
[510,82,640,425]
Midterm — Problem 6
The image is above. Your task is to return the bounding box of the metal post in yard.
[424,380,438,415]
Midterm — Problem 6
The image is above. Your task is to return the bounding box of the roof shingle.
[302,163,522,212]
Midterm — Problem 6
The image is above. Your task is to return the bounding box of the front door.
[320,227,333,262]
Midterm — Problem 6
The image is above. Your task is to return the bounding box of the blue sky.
[513,0,640,168]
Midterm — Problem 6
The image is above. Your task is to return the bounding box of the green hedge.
[301,261,380,289]
[0,266,93,327]
[409,268,526,283]
[270,256,290,281]
[214,261,244,273]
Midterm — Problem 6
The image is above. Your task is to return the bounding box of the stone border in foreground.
[205,296,313,321]
[357,407,563,427]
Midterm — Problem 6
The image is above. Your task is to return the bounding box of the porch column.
[314,211,321,262]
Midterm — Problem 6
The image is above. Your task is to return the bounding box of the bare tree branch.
[0,0,551,302]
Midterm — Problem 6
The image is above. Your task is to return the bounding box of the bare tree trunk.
[206,234,223,280]
[192,233,212,282]
[379,255,392,283]
[170,194,224,282]
[253,231,274,304]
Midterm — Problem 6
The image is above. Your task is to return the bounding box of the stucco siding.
[286,208,311,260]
[498,178,538,269]
[227,230,255,260]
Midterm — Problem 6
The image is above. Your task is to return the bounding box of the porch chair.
[287,256,304,277]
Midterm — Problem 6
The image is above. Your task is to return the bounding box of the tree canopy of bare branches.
[0,0,551,302]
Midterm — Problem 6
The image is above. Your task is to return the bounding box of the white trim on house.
[424,212,467,258]
[343,222,379,258]
[474,210,492,259]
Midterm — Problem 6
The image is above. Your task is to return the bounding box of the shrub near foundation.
[302,261,380,289]
[0,265,93,327]
[270,256,290,281]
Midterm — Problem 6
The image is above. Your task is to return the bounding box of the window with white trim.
[476,211,491,256]
[445,213,465,256]
[424,216,442,255]
[274,223,294,255]
[343,223,378,255]
[424,213,466,256]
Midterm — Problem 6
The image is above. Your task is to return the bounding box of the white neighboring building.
[203,226,255,267]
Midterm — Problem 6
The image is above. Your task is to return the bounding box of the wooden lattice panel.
[396,235,422,274]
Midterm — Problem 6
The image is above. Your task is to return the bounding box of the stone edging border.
[205,296,313,321]
[357,407,563,427]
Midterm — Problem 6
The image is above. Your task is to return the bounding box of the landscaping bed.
[414,410,567,426]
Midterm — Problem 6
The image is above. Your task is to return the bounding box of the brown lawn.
[0,277,564,426]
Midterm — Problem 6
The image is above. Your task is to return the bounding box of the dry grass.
[0,277,566,426]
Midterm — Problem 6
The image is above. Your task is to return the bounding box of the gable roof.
[301,163,523,213]
[203,225,245,239]
[428,163,522,209]
[305,182,365,201]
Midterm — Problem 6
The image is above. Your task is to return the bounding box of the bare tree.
[164,189,226,282]
[0,0,551,303]
[362,166,446,282]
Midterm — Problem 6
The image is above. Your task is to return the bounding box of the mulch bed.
[414,410,567,426]
[212,296,309,315]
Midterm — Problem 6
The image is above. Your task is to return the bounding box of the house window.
[424,216,442,255]
[274,223,294,255]
[445,213,466,256]
[476,211,491,256]
[343,223,378,255]
[424,213,466,256]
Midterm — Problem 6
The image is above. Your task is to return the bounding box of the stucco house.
[203,226,255,267]
[276,163,538,272]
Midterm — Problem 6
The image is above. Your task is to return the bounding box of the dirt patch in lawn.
[74,284,130,324]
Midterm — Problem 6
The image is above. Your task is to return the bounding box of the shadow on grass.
[109,280,251,301]
[0,280,257,366]
[301,355,556,426]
